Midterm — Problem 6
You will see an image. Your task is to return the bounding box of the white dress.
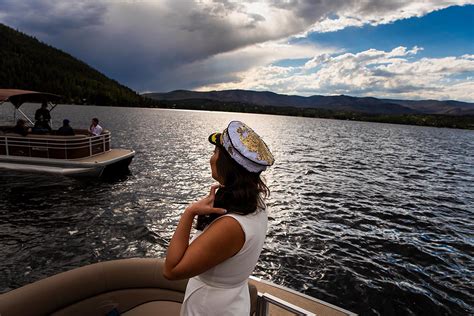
[180,209,268,316]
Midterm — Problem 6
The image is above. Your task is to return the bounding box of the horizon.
[0,1,473,102]
[143,89,474,104]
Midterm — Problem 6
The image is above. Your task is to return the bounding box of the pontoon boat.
[0,89,135,177]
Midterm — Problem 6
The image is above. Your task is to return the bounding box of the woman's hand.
[185,184,227,217]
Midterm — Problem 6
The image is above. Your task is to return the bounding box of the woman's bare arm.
[163,185,245,280]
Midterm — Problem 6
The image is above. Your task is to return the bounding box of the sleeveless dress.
[180,209,268,316]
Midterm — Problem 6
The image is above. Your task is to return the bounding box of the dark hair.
[92,118,99,124]
[196,146,270,230]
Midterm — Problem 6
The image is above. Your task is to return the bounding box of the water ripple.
[1,106,473,315]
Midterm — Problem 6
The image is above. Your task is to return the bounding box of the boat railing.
[256,292,316,316]
[0,131,111,160]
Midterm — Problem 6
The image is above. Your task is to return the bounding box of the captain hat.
[208,121,275,173]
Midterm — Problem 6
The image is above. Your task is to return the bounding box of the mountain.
[145,89,474,116]
[382,99,474,115]
[145,90,415,115]
[0,23,151,107]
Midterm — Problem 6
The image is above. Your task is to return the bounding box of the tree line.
[154,99,474,130]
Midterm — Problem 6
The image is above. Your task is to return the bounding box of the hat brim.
[208,132,222,146]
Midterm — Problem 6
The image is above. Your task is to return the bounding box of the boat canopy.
[0,89,61,108]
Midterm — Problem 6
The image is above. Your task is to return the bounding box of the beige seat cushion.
[51,289,184,316]
[123,301,181,316]
[0,259,257,316]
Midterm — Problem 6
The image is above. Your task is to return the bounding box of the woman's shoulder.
[223,208,267,228]
[202,216,246,248]
[205,206,267,232]
[206,214,243,232]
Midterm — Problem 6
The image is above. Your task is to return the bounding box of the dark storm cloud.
[16,0,297,92]
[0,0,470,93]
[0,0,107,34]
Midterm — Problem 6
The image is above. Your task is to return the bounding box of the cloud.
[150,41,338,92]
[200,46,474,101]
[300,1,474,34]
[0,0,473,98]
[0,0,107,34]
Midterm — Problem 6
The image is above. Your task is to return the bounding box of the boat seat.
[0,258,258,316]
[51,288,185,316]
[119,283,258,316]
[122,301,181,316]
[0,259,187,316]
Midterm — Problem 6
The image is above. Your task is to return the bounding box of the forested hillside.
[0,23,153,107]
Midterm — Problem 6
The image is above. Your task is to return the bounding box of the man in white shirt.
[89,118,103,136]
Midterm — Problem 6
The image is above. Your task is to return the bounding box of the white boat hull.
[0,149,135,177]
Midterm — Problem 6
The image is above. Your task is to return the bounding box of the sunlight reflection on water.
[1,105,473,315]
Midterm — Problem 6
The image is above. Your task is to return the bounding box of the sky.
[0,1,473,101]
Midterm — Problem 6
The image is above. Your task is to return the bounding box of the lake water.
[1,104,473,315]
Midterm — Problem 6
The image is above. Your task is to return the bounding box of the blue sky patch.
[293,5,474,58]
[272,58,312,67]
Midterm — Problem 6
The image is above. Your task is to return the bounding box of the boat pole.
[16,108,34,125]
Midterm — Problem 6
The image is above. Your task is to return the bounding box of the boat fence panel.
[256,292,317,316]
[0,136,7,155]
[0,133,111,160]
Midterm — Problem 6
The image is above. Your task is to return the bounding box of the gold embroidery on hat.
[236,126,274,164]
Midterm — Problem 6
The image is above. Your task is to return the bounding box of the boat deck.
[74,149,135,163]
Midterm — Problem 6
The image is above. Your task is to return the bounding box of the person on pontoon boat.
[164,121,275,316]
[57,119,75,136]
[34,101,52,132]
[89,117,103,136]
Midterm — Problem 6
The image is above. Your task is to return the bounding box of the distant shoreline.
[21,101,473,130]
[140,101,474,130]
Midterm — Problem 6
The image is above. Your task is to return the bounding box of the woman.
[164,121,274,315]
[89,118,103,136]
